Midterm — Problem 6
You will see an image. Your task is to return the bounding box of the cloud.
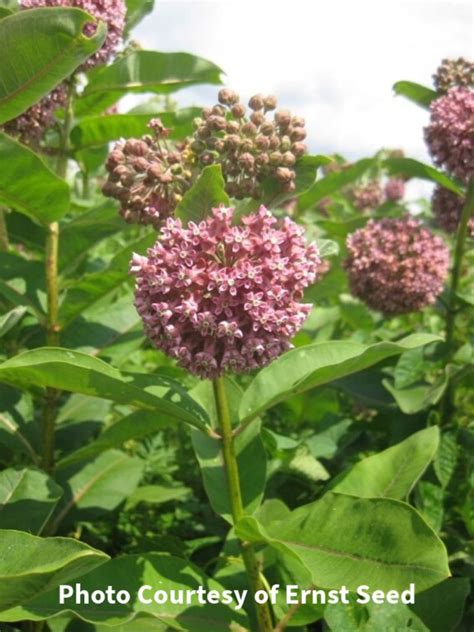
[131,0,472,198]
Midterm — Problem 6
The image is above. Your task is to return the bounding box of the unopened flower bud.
[231,103,246,118]
[291,142,307,157]
[242,122,257,137]
[269,151,283,165]
[226,120,240,133]
[263,95,277,111]
[276,167,295,183]
[218,88,239,105]
[275,109,292,127]
[281,151,296,166]
[212,104,226,116]
[290,127,306,142]
[249,94,265,110]
[238,152,255,171]
[255,136,270,150]
[250,111,265,126]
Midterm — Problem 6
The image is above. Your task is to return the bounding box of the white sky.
[132,0,473,198]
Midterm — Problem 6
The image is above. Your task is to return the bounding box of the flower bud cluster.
[189,89,308,199]
[351,181,386,212]
[433,58,474,94]
[424,87,474,184]
[131,205,320,378]
[431,185,474,237]
[344,217,449,315]
[2,85,66,147]
[21,0,126,69]
[102,119,193,228]
[384,178,406,202]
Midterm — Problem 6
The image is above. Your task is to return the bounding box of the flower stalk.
[41,78,75,472]
[0,206,9,251]
[440,178,474,423]
[212,376,274,632]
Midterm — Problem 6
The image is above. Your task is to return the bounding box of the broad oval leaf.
[236,492,450,593]
[239,334,441,424]
[71,107,201,150]
[77,50,223,116]
[0,7,106,123]
[0,529,108,611]
[48,449,144,532]
[0,553,249,630]
[330,427,439,499]
[0,133,70,224]
[393,81,438,109]
[384,157,463,195]
[176,165,230,223]
[0,467,62,534]
[0,347,210,431]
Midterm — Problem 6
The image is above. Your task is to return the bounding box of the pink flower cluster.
[432,185,474,237]
[384,178,406,202]
[21,0,126,69]
[344,217,449,315]
[424,87,474,184]
[131,206,320,378]
[2,85,66,147]
[351,181,386,212]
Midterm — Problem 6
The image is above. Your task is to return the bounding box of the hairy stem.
[440,178,474,422]
[0,206,8,251]
[41,79,75,472]
[212,377,274,632]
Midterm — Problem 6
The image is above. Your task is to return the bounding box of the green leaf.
[0,467,62,534]
[0,133,70,224]
[175,165,230,223]
[124,0,154,34]
[393,81,438,109]
[236,493,450,593]
[192,420,266,522]
[56,410,170,469]
[125,484,191,510]
[384,157,463,195]
[330,427,439,499]
[59,232,156,327]
[48,449,144,531]
[0,7,106,124]
[79,50,224,110]
[0,6,12,18]
[239,334,441,424]
[0,347,210,431]
[434,432,459,489]
[0,529,108,611]
[264,154,332,207]
[383,376,448,414]
[324,577,469,632]
[0,553,249,630]
[71,107,201,150]
[58,203,127,272]
[0,305,26,337]
[191,380,266,521]
[298,158,375,209]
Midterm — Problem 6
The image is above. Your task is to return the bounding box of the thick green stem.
[41,78,75,472]
[440,179,474,423]
[0,207,8,251]
[213,377,274,632]
[444,179,474,353]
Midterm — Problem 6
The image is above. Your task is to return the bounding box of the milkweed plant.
[0,1,472,629]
